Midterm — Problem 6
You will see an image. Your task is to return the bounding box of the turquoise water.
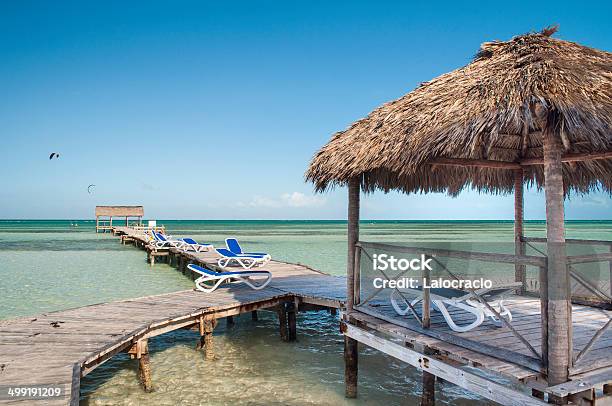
[1,220,610,405]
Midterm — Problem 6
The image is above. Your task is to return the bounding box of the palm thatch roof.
[306,27,612,195]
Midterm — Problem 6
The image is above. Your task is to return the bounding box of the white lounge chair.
[390,283,519,333]
[149,231,185,249]
[215,248,270,269]
[180,238,213,252]
[225,238,271,261]
[187,264,272,292]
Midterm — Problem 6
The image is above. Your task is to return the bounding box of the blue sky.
[0,0,610,220]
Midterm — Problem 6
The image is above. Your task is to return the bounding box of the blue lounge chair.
[225,238,271,260]
[148,231,184,249]
[187,264,272,292]
[215,248,269,269]
[180,238,213,253]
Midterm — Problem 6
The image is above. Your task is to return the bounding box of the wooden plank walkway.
[0,228,345,405]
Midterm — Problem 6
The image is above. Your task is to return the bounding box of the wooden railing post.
[422,255,431,328]
[353,245,362,306]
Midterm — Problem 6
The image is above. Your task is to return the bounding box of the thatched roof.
[306,27,612,195]
[95,206,144,217]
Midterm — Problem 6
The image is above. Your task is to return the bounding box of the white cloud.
[235,192,326,209]
[281,192,326,208]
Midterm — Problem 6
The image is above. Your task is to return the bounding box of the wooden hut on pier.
[307,27,611,405]
[95,205,144,233]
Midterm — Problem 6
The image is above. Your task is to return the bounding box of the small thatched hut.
[306,27,611,390]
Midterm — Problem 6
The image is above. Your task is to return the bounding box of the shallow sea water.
[1,220,610,405]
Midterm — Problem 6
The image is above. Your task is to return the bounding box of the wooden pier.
[0,227,344,405]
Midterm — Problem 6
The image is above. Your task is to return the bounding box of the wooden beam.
[521,151,612,166]
[542,111,571,386]
[347,178,360,311]
[424,151,611,171]
[429,158,522,169]
[343,323,547,406]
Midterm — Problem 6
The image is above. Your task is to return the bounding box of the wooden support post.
[178,255,185,274]
[196,315,216,361]
[125,216,128,226]
[420,347,436,405]
[278,305,289,341]
[541,108,571,386]
[344,335,358,398]
[604,384,611,395]
[251,311,258,321]
[226,316,234,327]
[514,169,526,295]
[421,371,436,406]
[287,303,297,341]
[347,177,360,311]
[138,353,153,393]
[422,256,431,328]
[330,308,337,316]
[128,339,153,392]
[540,265,549,370]
[95,216,99,233]
[609,245,612,299]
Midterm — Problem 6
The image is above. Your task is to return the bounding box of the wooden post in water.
[129,339,153,392]
[196,315,217,361]
[344,335,358,398]
[345,177,360,398]
[540,107,571,386]
[421,371,435,406]
[514,169,526,295]
[287,302,297,341]
[278,305,289,341]
[251,311,258,321]
[226,316,234,327]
